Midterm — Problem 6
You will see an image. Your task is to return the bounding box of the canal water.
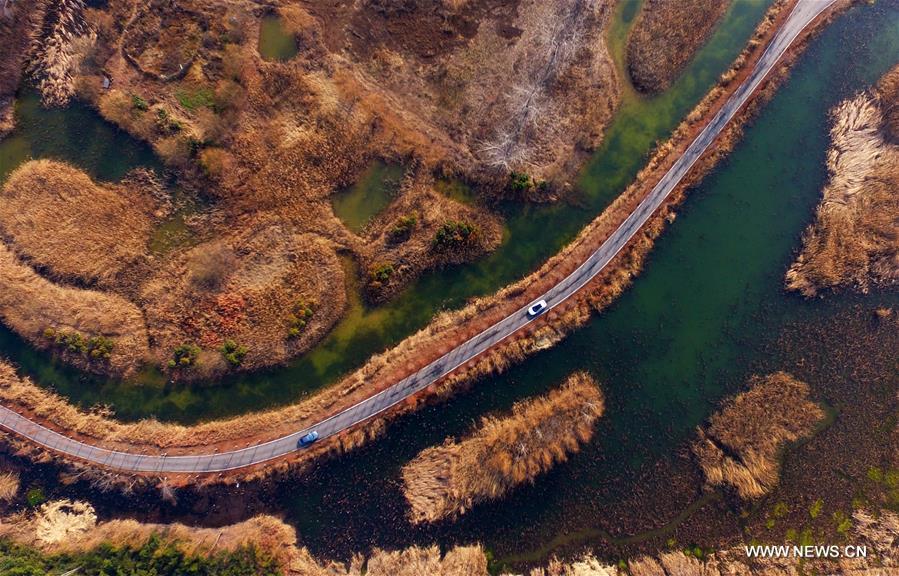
[268,0,899,566]
[0,0,775,422]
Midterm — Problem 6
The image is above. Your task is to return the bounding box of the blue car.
[298,431,319,448]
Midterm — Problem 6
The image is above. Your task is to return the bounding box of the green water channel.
[0,0,774,423]
[258,14,299,62]
[275,2,899,564]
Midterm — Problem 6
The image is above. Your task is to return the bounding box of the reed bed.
[402,372,604,523]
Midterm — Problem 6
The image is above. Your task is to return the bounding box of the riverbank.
[0,0,846,483]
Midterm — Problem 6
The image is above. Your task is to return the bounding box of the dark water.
[0,0,773,423]
[267,1,899,567]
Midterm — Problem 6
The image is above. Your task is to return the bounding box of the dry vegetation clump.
[692,372,825,500]
[786,70,899,296]
[26,0,96,106]
[139,220,347,374]
[0,241,149,375]
[0,0,40,137]
[0,504,490,576]
[626,0,730,94]
[0,159,158,286]
[402,372,604,523]
[0,470,19,502]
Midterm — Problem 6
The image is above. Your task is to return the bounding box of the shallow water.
[0,0,772,423]
[258,14,299,62]
[331,161,404,233]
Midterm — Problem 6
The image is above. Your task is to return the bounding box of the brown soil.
[626,0,731,94]
[692,372,825,500]
[786,68,899,297]
[402,372,603,524]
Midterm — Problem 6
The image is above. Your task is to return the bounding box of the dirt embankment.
[786,64,899,297]
[692,373,824,500]
[626,0,731,94]
[402,372,603,524]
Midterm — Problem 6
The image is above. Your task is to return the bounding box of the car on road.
[527,299,548,317]
[298,431,319,448]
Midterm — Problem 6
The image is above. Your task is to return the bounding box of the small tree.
[220,339,248,367]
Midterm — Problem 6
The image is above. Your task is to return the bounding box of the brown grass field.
[626,0,731,93]
[692,372,825,500]
[0,160,157,286]
[402,372,604,523]
[786,64,899,296]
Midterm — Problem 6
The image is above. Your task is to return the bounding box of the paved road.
[0,0,837,474]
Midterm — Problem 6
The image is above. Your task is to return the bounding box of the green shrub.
[43,328,113,362]
[369,262,395,284]
[388,213,418,242]
[131,94,149,111]
[169,343,200,369]
[809,499,823,519]
[287,302,314,339]
[25,487,45,507]
[432,220,477,250]
[220,339,248,367]
[0,535,282,576]
[508,171,531,194]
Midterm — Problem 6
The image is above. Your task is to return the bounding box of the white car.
[527,299,548,317]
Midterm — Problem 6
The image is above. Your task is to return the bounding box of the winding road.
[0,0,838,474]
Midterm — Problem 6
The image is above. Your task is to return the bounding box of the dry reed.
[786,65,899,296]
[402,372,604,523]
[692,372,824,500]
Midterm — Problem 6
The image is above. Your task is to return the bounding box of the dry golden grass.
[0,160,157,285]
[692,372,824,500]
[878,63,899,143]
[786,80,899,296]
[26,0,96,106]
[402,372,603,523]
[0,241,150,375]
[0,471,19,502]
[626,0,730,93]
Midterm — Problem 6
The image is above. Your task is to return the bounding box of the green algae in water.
[258,14,298,62]
[0,90,160,183]
[277,1,899,563]
[331,161,404,233]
